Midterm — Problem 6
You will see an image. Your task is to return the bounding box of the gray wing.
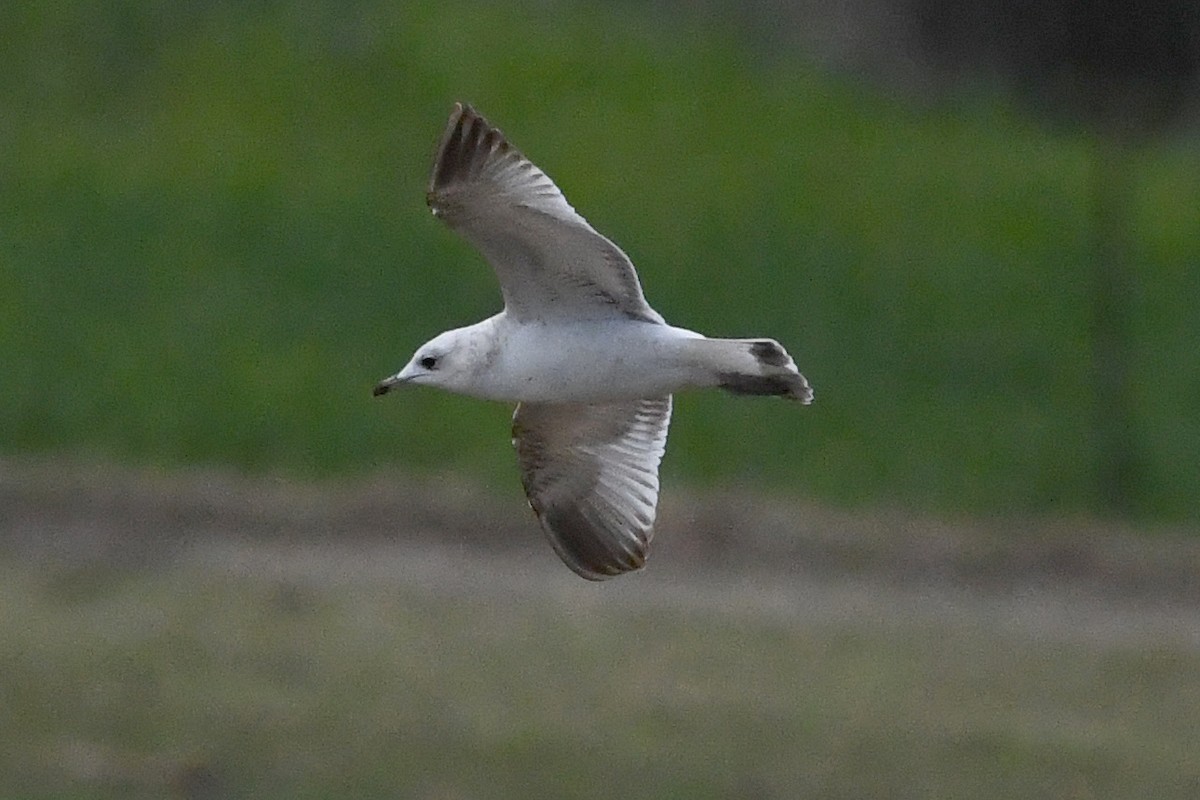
[427,103,663,324]
[511,396,672,580]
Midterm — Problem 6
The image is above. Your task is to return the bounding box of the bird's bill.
[372,371,412,397]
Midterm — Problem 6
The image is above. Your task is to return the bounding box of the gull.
[374,103,812,581]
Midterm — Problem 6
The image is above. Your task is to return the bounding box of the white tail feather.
[685,338,813,403]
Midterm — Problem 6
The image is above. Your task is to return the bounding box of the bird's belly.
[482,322,700,403]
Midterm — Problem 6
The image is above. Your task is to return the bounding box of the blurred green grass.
[2,1,1198,520]
[3,554,1198,799]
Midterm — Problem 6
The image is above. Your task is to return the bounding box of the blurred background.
[2,1,1198,797]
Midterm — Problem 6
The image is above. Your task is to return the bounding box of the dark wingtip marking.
[429,104,469,195]
[540,504,648,582]
[428,102,513,200]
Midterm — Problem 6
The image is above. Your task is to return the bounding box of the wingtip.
[526,497,654,582]
[441,101,486,139]
[428,101,506,198]
[447,100,471,126]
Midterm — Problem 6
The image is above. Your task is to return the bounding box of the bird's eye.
[419,355,438,370]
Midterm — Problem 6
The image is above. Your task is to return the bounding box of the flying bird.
[375,103,812,581]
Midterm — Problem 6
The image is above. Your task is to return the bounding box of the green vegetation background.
[3,1,1198,521]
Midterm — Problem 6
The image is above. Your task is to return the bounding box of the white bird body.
[375,103,812,581]
[407,314,720,403]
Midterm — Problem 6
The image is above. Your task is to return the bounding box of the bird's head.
[373,328,477,397]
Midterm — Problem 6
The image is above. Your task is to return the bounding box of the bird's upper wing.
[511,396,672,580]
[427,103,662,324]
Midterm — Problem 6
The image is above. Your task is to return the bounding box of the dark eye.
[419,355,438,370]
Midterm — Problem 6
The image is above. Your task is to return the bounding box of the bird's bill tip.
[372,373,408,397]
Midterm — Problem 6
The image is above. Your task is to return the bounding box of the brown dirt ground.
[3,455,1199,650]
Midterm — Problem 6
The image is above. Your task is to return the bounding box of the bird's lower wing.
[511,396,672,580]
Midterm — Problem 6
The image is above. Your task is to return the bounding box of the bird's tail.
[686,337,813,403]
